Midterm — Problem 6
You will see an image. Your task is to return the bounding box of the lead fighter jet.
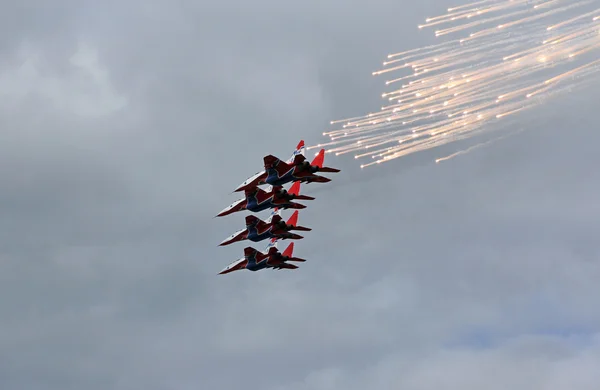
[216,181,314,217]
[261,147,340,188]
[234,140,306,193]
[219,209,311,246]
[218,239,306,274]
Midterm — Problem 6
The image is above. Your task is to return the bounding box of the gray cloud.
[1,0,599,389]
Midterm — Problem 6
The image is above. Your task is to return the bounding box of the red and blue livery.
[218,209,311,246]
[234,140,306,193]
[216,181,314,217]
[219,239,306,274]
[262,148,341,187]
[216,139,340,274]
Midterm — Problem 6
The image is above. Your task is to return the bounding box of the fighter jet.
[216,181,314,217]
[234,140,306,193]
[218,239,306,274]
[261,148,340,187]
[219,209,311,246]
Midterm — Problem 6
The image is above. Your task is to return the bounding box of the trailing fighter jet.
[261,148,340,187]
[234,140,306,193]
[218,209,311,246]
[216,181,314,217]
[218,239,306,274]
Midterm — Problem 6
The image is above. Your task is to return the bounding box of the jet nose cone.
[233,179,254,193]
[217,199,245,217]
[218,259,247,275]
[218,265,235,274]
[218,230,246,246]
[216,205,235,217]
[218,237,232,246]
[218,238,234,246]
[218,266,239,275]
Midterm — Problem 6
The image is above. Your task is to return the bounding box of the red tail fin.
[286,210,299,227]
[287,140,306,163]
[310,149,325,168]
[288,181,301,196]
[282,242,294,257]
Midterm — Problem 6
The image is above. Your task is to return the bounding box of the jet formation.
[216,140,340,274]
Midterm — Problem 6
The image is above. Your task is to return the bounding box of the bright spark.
[313,0,600,167]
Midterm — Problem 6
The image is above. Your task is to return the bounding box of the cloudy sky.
[1,0,600,389]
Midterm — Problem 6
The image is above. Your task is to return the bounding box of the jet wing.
[264,155,293,172]
[245,215,268,233]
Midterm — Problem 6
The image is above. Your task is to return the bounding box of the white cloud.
[0,41,127,117]
[272,334,600,390]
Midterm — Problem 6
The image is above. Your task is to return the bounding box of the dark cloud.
[1,0,599,389]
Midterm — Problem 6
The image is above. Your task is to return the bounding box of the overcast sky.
[1,1,600,389]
